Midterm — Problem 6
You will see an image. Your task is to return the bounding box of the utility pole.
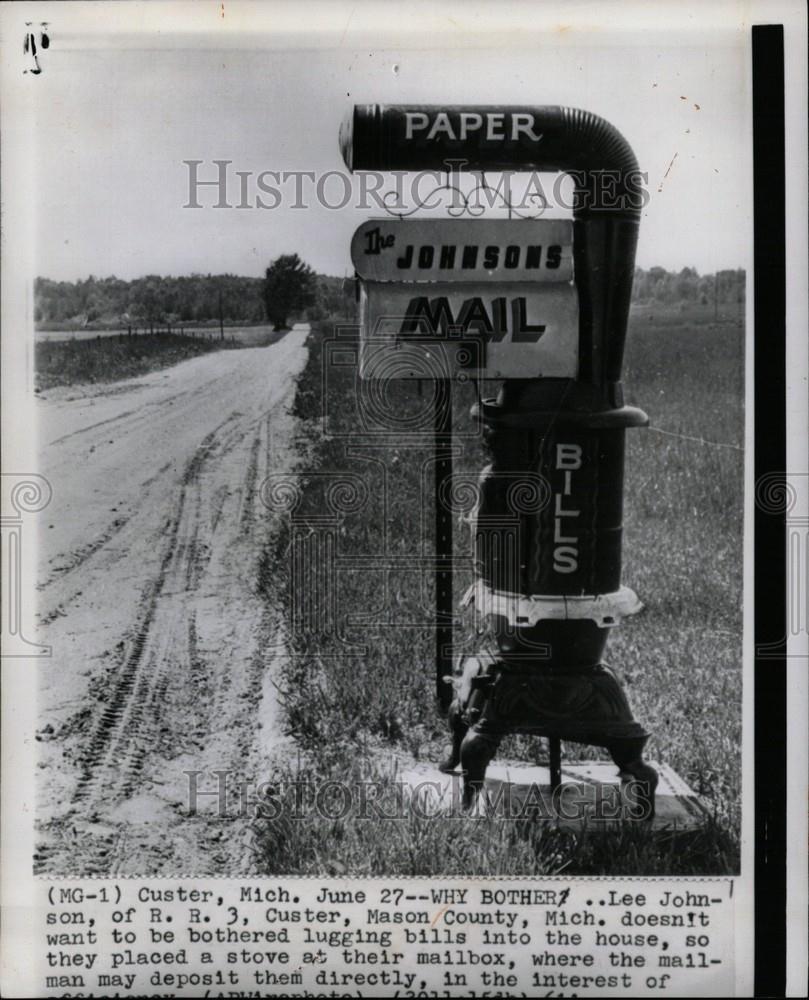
[218,286,224,341]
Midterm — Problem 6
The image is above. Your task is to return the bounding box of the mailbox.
[351,218,579,380]
[342,105,657,816]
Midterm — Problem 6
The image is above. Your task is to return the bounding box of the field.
[251,308,744,876]
[34,326,289,390]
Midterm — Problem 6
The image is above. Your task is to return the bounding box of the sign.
[351,219,574,284]
[353,219,579,380]
[359,281,578,380]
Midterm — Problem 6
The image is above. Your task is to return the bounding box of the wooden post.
[435,378,453,716]
[549,736,562,791]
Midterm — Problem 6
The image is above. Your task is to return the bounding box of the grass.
[253,308,743,876]
[35,330,259,390]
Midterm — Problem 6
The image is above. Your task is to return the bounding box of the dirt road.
[35,325,309,875]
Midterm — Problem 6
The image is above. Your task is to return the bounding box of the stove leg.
[459,729,501,810]
[438,700,468,774]
[607,737,658,820]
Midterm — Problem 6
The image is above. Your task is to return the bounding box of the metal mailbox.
[341,104,657,816]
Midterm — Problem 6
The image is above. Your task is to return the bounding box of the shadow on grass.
[247,754,738,878]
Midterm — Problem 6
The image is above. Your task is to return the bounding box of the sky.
[29,13,750,281]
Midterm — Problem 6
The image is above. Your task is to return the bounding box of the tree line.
[34,262,744,330]
[34,261,353,331]
[633,266,744,307]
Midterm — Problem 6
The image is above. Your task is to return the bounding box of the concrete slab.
[396,760,709,830]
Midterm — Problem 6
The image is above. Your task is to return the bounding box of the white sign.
[351,219,574,284]
[359,280,578,380]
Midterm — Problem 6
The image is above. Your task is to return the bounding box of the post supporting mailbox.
[342,105,658,816]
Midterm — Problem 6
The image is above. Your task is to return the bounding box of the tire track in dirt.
[35,328,310,875]
[46,408,141,448]
[239,430,262,536]
[37,462,173,592]
[46,409,271,874]
[69,419,235,810]
[44,375,235,448]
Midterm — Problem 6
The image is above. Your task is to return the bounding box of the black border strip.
[752,24,787,998]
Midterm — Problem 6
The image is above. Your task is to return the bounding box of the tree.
[263,254,316,331]
[128,276,165,332]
